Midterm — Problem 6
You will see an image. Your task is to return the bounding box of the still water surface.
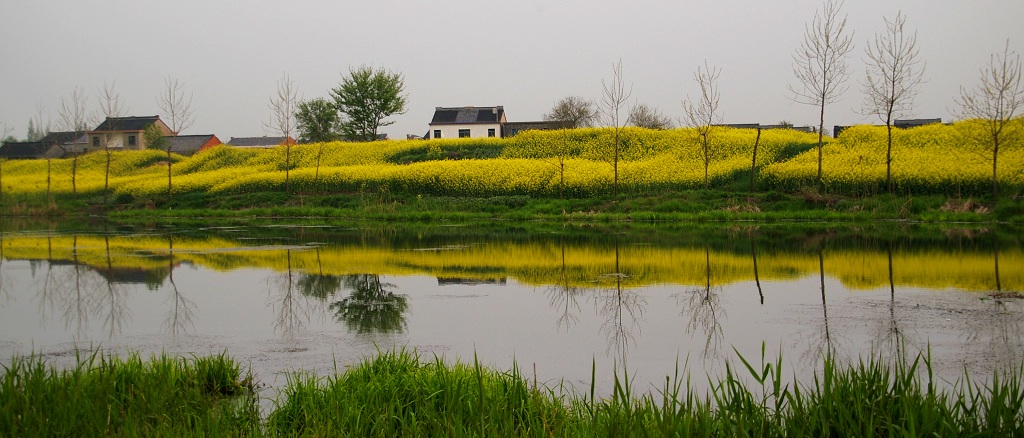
[1,221,1021,399]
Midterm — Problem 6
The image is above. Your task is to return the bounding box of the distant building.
[226,136,296,148]
[163,134,222,156]
[426,106,571,139]
[428,106,506,139]
[0,141,63,159]
[0,131,90,159]
[502,120,571,137]
[87,116,173,151]
[833,118,942,138]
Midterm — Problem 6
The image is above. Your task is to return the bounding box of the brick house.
[87,116,173,150]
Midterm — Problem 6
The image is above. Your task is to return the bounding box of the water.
[1,220,1021,401]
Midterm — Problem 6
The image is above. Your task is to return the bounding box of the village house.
[428,106,506,139]
[163,134,222,156]
[426,106,567,139]
[88,116,173,150]
[0,131,89,159]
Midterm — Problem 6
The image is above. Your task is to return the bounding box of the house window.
[92,136,100,146]
[458,129,470,138]
[487,128,495,137]
[128,135,136,147]
[433,130,441,139]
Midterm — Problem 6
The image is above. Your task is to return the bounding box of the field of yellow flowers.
[0,120,1020,201]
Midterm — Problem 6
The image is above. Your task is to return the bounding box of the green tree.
[143,123,168,151]
[295,98,340,143]
[331,66,407,142]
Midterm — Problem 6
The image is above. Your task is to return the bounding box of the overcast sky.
[2,0,1022,141]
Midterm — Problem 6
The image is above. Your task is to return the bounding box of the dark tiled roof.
[430,106,504,125]
[894,118,942,127]
[227,136,293,147]
[164,135,218,154]
[40,131,87,144]
[93,116,161,132]
[0,141,60,159]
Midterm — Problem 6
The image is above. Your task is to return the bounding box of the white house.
[428,106,506,139]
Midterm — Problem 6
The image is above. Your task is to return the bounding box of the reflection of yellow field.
[2,235,1019,292]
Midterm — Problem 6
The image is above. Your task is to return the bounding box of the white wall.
[429,123,503,139]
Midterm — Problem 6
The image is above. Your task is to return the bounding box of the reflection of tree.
[269,249,313,337]
[676,247,725,359]
[751,237,764,305]
[962,241,1024,370]
[100,235,131,338]
[330,274,408,334]
[546,237,585,331]
[801,248,846,365]
[593,239,644,363]
[872,243,911,361]
[297,248,343,301]
[163,236,196,337]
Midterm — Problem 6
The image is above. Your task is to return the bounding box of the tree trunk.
[817,103,825,190]
[750,128,761,194]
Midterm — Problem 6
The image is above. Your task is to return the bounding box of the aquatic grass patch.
[266,349,572,436]
[267,347,1024,437]
[0,351,259,436]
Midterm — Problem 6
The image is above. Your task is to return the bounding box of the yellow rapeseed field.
[0,120,1020,199]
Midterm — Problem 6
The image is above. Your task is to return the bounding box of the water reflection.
[675,246,724,359]
[593,239,645,363]
[330,274,408,334]
[1,221,1022,391]
[163,236,196,337]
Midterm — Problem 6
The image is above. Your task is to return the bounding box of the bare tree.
[157,77,196,198]
[627,103,673,130]
[157,77,194,135]
[682,61,723,188]
[32,103,55,205]
[97,81,126,204]
[58,86,92,195]
[544,96,598,128]
[956,40,1024,197]
[789,0,855,189]
[598,60,632,197]
[264,73,299,193]
[862,12,925,193]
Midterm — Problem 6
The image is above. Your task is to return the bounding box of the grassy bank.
[88,189,1024,223]
[3,349,1022,436]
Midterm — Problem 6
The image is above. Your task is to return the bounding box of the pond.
[1,220,1022,401]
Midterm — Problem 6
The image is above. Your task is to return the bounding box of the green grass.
[0,351,258,437]
[3,348,1022,436]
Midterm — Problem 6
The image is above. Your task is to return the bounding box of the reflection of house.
[428,106,506,139]
[163,134,222,156]
[436,277,507,286]
[88,116,173,150]
[227,136,296,148]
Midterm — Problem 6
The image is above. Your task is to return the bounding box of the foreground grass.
[0,351,258,436]
[3,348,1022,436]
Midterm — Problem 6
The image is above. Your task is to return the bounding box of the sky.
[2,0,1022,141]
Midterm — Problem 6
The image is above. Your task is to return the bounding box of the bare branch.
[264,73,298,139]
[682,61,723,187]
[157,77,194,135]
[861,11,926,192]
[956,39,1024,196]
[788,0,855,187]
